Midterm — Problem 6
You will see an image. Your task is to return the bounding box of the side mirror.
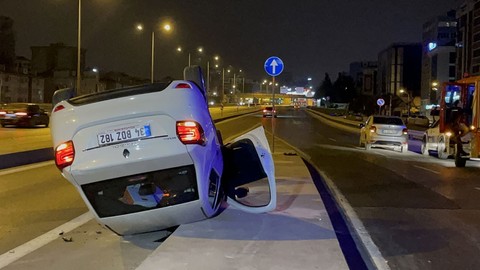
[222,126,276,213]
[359,123,365,128]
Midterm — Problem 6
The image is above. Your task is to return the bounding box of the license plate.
[97,125,151,146]
[382,130,396,134]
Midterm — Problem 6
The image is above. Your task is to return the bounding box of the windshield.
[373,117,404,125]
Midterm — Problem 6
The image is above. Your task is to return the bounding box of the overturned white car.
[50,67,275,235]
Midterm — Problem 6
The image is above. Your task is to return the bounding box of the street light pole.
[207,61,210,94]
[151,31,155,83]
[76,0,82,94]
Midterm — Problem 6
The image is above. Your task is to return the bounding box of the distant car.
[262,106,277,117]
[0,103,50,128]
[359,115,409,153]
[50,66,276,235]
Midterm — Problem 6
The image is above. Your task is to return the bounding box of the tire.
[437,137,449,159]
[402,144,409,153]
[421,137,429,156]
[365,143,371,151]
[455,154,467,167]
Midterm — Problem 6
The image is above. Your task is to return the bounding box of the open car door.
[222,126,276,213]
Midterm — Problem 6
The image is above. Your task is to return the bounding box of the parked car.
[50,66,276,235]
[359,115,409,153]
[262,106,277,117]
[0,103,50,127]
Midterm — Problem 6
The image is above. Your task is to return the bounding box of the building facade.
[377,43,422,98]
[421,10,457,105]
[30,43,90,102]
[349,61,378,96]
[0,71,44,103]
[456,0,480,78]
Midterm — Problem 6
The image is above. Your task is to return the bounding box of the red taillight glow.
[53,105,65,112]
[15,112,27,116]
[176,121,206,145]
[402,128,408,135]
[55,141,75,171]
[175,83,192,89]
[369,126,376,133]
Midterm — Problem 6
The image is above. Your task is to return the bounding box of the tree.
[333,72,356,103]
[314,73,333,100]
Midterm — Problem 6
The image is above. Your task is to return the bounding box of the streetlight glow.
[176,46,182,52]
[136,24,143,31]
[163,23,171,32]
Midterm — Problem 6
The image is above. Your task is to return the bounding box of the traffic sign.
[377,98,385,107]
[264,56,284,77]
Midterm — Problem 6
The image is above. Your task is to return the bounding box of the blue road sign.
[377,98,385,106]
[264,56,284,77]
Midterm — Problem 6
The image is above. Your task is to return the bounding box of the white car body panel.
[51,80,276,235]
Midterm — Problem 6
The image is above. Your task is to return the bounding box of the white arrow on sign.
[270,59,278,74]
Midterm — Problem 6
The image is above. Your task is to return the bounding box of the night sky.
[1,0,459,85]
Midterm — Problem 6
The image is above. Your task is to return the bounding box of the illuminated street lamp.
[176,46,205,66]
[76,0,82,93]
[137,21,172,83]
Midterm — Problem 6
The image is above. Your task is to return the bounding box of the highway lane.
[270,107,480,270]
[0,162,86,255]
[0,112,262,260]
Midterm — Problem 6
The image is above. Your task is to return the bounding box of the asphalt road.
[3,106,480,269]
[271,107,480,270]
[0,111,263,264]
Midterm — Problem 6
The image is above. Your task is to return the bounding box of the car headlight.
[446,131,452,137]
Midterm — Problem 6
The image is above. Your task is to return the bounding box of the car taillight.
[53,105,65,112]
[55,141,75,171]
[176,121,206,145]
[369,126,376,133]
[263,109,267,112]
[15,112,27,116]
[0,111,6,115]
[402,128,408,135]
[175,83,192,89]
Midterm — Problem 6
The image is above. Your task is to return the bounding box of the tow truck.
[421,76,480,167]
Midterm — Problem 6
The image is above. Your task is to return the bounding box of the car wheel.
[454,153,467,167]
[365,143,371,150]
[359,137,364,147]
[421,137,429,156]
[437,137,449,159]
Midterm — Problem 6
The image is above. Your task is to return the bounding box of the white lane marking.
[413,165,440,175]
[474,187,480,191]
[328,138,337,142]
[0,212,93,269]
[0,161,54,176]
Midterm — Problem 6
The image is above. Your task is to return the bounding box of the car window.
[373,117,404,125]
